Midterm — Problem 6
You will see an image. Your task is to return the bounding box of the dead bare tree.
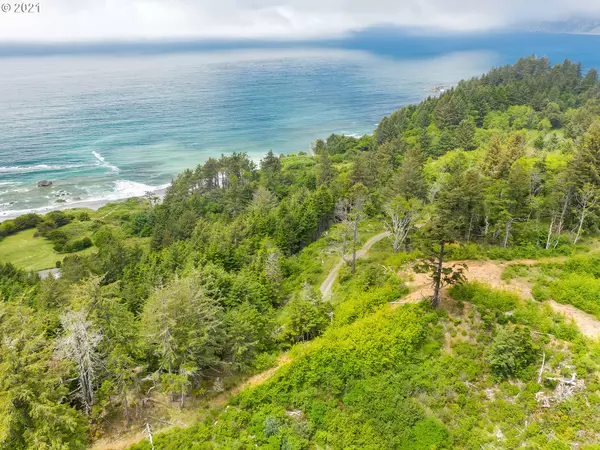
[144,423,155,450]
[573,183,598,244]
[335,195,364,274]
[384,196,419,253]
[57,309,102,415]
[144,191,160,207]
[537,352,546,384]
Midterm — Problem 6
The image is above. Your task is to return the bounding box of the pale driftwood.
[537,352,546,384]
[144,423,154,450]
[536,372,584,406]
[545,373,577,385]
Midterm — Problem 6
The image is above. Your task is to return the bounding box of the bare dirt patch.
[397,258,600,340]
[548,300,600,339]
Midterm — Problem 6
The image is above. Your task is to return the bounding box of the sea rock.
[37,180,53,187]
[55,199,66,203]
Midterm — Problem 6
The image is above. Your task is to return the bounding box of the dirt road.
[320,231,390,299]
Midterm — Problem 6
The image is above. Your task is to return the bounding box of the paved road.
[38,268,61,279]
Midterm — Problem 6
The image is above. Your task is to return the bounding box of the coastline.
[0,187,168,223]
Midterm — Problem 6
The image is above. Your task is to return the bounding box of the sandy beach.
[0,187,168,222]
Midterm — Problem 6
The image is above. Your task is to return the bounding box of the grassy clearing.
[0,199,149,271]
[533,254,600,321]
[0,229,61,271]
[0,228,95,271]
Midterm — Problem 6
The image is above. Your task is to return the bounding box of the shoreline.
[0,187,168,223]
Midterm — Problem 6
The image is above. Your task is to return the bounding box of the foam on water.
[0,163,91,174]
[0,180,170,219]
[92,151,121,173]
[113,180,169,198]
[91,151,105,162]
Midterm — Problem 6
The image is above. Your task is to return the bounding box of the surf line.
[92,151,121,173]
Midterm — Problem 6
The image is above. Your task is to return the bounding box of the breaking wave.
[0,163,89,174]
[92,151,121,173]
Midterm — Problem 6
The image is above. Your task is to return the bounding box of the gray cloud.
[1,0,600,42]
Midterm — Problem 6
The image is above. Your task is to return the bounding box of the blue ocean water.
[1,32,600,217]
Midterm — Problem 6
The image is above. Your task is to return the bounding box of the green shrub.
[67,237,93,252]
[548,274,600,320]
[334,284,406,327]
[450,283,518,313]
[487,325,537,379]
[501,263,531,281]
[451,282,580,340]
[36,211,72,235]
[0,213,41,239]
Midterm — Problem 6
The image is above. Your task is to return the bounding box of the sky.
[1,0,600,42]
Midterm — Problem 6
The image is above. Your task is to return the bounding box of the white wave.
[92,151,121,173]
[0,179,170,221]
[0,186,33,195]
[0,163,90,174]
[0,204,51,217]
[92,151,105,163]
[113,180,169,198]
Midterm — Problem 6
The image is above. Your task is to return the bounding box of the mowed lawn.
[0,229,61,271]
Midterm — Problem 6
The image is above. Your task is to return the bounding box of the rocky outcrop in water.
[37,180,53,187]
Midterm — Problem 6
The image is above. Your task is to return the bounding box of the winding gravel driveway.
[320,231,390,299]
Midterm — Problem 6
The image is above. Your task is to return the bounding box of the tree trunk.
[431,242,445,308]
[122,385,130,425]
[351,217,358,274]
[556,188,572,235]
[466,211,475,242]
[145,423,155,450]
[545,215,556,250]
[573,195,591,244]
[574,208,586,244]
[502,218,512,248]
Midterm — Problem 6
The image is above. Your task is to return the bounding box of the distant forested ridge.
[2,56,600,449]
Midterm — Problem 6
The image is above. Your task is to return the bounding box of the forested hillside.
[2,56,600,449]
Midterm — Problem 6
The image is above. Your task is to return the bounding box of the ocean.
[2,32,600,218]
